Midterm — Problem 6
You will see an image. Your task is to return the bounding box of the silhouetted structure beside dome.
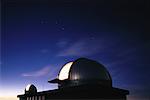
[17,58,129,100]
[25,84,37,94]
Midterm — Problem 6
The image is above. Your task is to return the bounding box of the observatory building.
[17,58,129,100]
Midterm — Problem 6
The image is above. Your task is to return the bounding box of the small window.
[38,96,41,100]
[35,96,37,100]
[32,96,34,100]
[42,96,45,100]
[27,97,30,100]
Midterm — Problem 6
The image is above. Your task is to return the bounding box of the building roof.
[18,84,129,99]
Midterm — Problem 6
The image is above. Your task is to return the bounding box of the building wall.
[19,95,45,100]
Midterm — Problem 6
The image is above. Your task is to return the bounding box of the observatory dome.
[25,84,37,94]
[49,58,112,88]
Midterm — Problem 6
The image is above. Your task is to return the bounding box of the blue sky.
[1,0,150,100]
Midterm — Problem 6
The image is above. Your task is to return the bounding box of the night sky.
[1,0,150,100]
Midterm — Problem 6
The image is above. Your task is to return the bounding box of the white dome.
[58,62,73,80]
[49,58,112,88]
[25,84,37,94]
[25,84,32,91]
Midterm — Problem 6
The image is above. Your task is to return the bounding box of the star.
[61,27,65,30]
[40,19,48,24]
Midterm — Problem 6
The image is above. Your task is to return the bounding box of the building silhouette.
[17,58,129,100]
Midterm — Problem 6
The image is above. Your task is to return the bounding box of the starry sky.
[1,0,150,100]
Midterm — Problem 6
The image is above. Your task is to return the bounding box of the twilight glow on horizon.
[1,0,150,100]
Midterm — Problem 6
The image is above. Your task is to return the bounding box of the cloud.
[22,67,50,77]
[57,38,109,57]
[56,40,68,48]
